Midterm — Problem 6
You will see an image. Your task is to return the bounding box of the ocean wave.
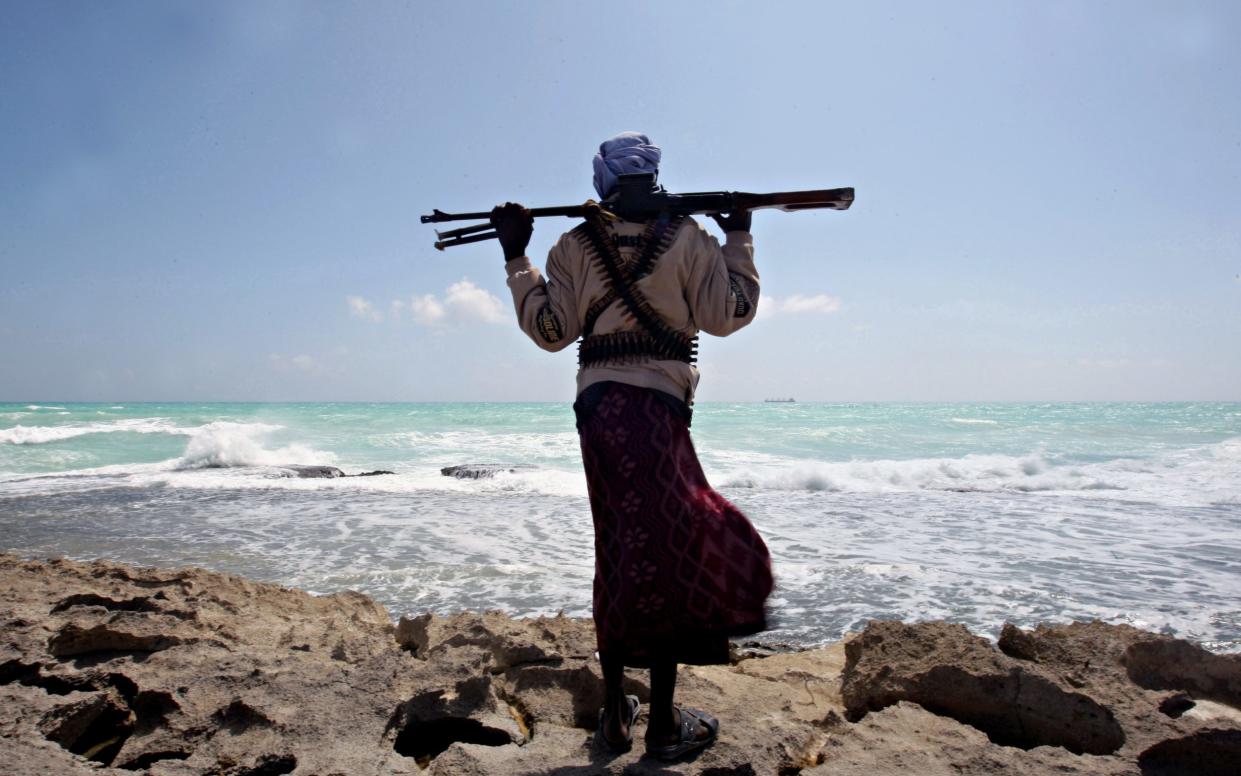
[717,452,1055,493]
[0,418,187,445]
[26,405,67,411]
[715,438,1241,505]
[374,429,581,465]
[174,422,326,469]
[951,417,999,426]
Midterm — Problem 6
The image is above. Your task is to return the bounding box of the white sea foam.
[3,404,1239,652]
[8,417,1238,507]
[717,452,1059,493]
[175,422,326,469]
[0,418,187,445]
[714,438,1241,506]
[0,460,173,497]
[0,421,336,493]
[951,417,999,425]
[26,405,67,410]
[377,429,581,461]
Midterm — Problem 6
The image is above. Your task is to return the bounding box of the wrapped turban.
[592,132,661,199]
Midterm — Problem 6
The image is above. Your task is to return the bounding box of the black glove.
[710,209,752,233]
[490,202,534,261]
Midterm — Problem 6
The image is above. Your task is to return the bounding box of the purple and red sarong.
[576,381,774,667]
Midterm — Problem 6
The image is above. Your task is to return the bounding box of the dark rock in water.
[284,465,346,479]
[441,464,538,480]
[277,466,395,479]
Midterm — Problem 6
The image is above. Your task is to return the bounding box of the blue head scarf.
[592,132,661,199]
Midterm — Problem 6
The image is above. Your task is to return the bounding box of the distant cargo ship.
[764,398,796,403]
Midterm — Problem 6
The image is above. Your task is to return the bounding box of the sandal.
[595,694,640,752]
[646,706,719,761]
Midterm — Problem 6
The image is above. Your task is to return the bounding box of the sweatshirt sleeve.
[504,235,581,352]
[684,223,760,337]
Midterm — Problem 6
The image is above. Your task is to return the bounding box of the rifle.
[421,173,854,250]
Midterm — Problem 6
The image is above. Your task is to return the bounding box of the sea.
[2,401,1239,653]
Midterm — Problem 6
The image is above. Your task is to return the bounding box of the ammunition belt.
[572,205,696,370]
[579,212,684,337]
[578,331,698,368]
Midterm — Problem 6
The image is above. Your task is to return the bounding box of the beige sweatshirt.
[504,216,759,404]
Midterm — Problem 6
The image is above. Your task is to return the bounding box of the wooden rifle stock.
[422,173,854,250]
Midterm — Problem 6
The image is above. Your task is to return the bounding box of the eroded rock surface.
[440,464,538,480]
[277,465,395,478]
[2,554,1238,775]
[828,618,1241,774]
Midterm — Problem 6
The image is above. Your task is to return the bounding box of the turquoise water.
[3,401,1240,651]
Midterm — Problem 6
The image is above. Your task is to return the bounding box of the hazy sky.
[2,1,1238,402]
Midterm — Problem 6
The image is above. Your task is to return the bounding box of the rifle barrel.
[421,205,585,224]
[421,186,854,249]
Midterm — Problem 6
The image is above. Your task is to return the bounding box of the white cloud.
[780,294,842,314]
[346,295,382,322]
[760,293,843,318]
[444,279,507,323]
[409,293,446,325]
[398,279,506,326]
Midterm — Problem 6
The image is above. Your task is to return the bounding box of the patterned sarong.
[577,381,774,667]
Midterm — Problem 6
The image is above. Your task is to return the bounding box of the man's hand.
[491,202,534,261]
[710,209,752,234]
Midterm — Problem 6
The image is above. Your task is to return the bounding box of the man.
[491,132,773,761]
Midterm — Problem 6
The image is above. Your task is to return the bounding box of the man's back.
[505,214,759,404]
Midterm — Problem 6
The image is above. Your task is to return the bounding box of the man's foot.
[644,706,718,761]
[596,694,640,752]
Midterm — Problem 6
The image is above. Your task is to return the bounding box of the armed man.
[487,132,777,760]
[419,132,850,760]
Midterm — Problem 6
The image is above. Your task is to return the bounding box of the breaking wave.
[0,419,187,445]
[0,418,328,473]
[714,438,1241,505]
[175,422,333,470]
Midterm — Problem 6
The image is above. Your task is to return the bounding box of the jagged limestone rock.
[1,555,1238,775]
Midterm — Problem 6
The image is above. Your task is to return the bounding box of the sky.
[1,0,1238,402]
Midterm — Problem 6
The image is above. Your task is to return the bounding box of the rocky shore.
[1,554,1238,775]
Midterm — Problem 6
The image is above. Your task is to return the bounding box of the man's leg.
[600,651,632,744]
[644,659,678,745]
[645,660,713,747]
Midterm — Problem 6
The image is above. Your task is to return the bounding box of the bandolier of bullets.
[573,207,697,368]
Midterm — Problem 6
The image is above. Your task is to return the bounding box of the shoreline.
[3,555,1240,774]
[5,402,1240,655]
